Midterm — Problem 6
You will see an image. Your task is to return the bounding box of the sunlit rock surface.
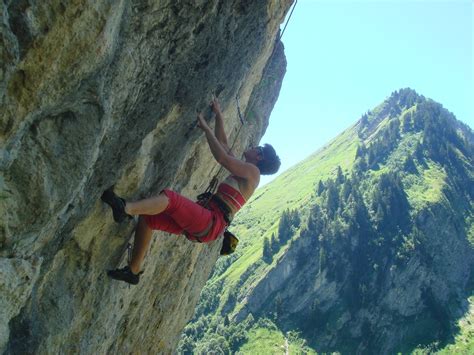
[0,1,291,353]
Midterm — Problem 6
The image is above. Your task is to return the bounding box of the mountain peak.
[184,89,474,354]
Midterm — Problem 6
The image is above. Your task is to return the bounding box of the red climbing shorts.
[143,189,227,243]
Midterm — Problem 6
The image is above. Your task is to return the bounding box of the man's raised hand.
[210,96,222,115]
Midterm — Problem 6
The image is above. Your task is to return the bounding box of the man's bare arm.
[197,113,258,182]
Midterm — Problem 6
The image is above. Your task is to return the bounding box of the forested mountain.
[179,88,474,354]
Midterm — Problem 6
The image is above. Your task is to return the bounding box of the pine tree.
[414,142,424,161]
[389,105,401,117]
[270,233,279,254]
[412,107,425,131]
[317,180,325,196]
[342,179,353,201]
[371,173,410,234]
[325,180,339,218]
[307,204,324,238]
[389,119,400,141]
[263,237,272,263]
[278,210,291,243]
[336,166,345,184]
[356,144,367,159]
[354,156,368,173]
[374,202,385,230]
[290,210,301,228]
[403,156,417,174]
[399,88,418,108]
[368,148,377,168]
[402,112,413,133]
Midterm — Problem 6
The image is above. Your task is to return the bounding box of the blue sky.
[259,0,473,186]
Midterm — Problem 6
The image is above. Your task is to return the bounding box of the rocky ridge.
[185,89,473,353]
[0,1,291,353]
[234,91,474,353]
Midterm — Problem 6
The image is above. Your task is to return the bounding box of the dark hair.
[257,144,281,175]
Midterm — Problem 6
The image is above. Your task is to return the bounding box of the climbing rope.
[117,2,299,267]
[280,0,298,40]
[201,0,298,198]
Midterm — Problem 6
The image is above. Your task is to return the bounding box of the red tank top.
[216,176,247,213]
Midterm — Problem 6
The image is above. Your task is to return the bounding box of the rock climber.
[102,98,281,285]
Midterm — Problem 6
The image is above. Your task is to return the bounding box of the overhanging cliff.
[0,1,291,353]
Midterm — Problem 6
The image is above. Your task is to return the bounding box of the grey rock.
[0,256,42,352]
[0,0,291,353]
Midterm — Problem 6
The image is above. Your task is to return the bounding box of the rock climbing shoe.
[107,266,140,285]
[101,189,131,223]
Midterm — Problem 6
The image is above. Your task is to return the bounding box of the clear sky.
[259,0,473,187]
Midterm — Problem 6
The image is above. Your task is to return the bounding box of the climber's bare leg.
[125,192,169,216]
[129,216,153,274]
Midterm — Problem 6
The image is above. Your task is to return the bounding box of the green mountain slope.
[217,126,359,280]
[179,88,474,354]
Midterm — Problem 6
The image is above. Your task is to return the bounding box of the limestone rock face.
[0,1,291,353]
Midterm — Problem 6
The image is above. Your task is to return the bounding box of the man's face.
[244,146,263,161]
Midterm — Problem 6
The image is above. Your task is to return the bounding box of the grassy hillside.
[179,88,473,354]
[205,124,361,322]
[238,321,317,355]
[218,126,360,280]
